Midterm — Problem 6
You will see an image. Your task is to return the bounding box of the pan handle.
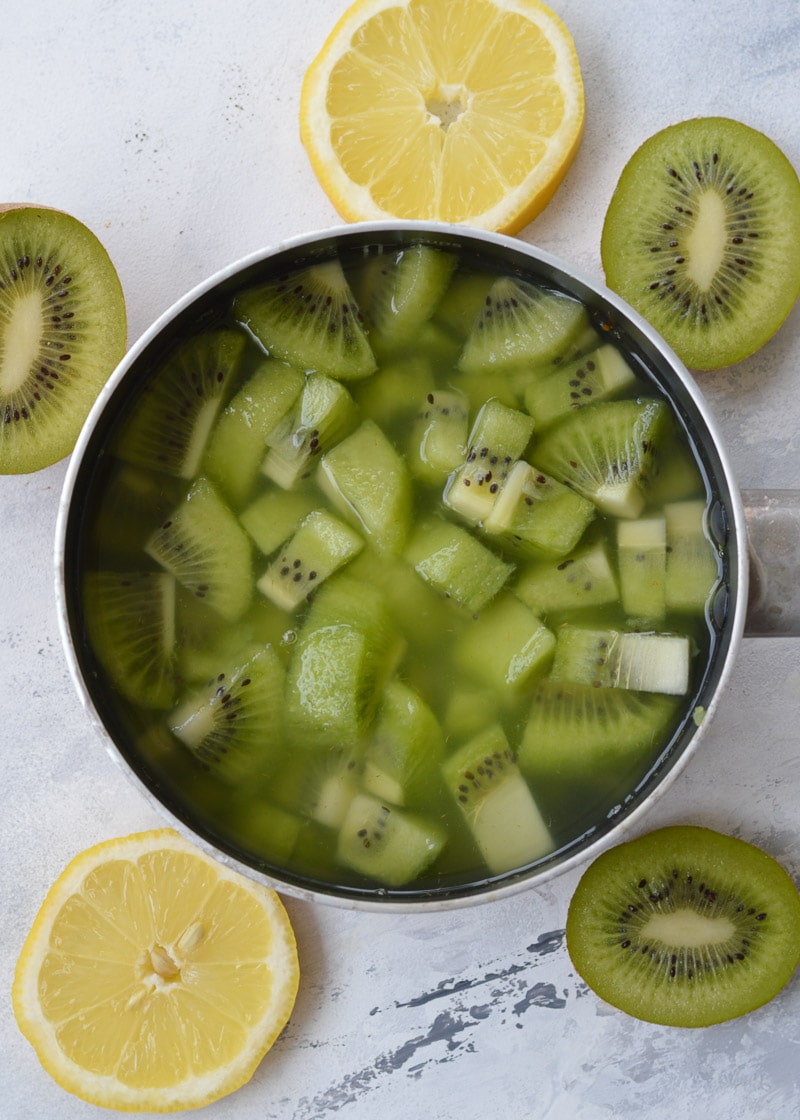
[742,490,800,637]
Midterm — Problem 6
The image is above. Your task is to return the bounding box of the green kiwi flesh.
[601,117,800,370]
[233,259,377,380]
[0,205,126,473]
[567,825,800,1027]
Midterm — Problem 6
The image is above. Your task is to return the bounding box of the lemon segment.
[13,829,299,1113]
[300,0,584,233]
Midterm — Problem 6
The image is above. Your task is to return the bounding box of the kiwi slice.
[169,645,285,784]
[567,826,800,1027]
[534,398,668,519]
[457,277,590,374]
[145,477,252,621]
[0,205,126,473]
[601,117,800,369]
[233,259,377,380]
[363,244,457,357]
[116,329,245,480]
[83,571,177,709]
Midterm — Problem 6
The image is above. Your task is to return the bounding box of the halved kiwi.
[601,117,800,369]
[567,825,800,1027]
[0,205,126,473]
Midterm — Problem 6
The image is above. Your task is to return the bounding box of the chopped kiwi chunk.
[454,596,555,694]
[515,539,619,617]
[458,276,590,374]
[240,488,316,555]
[337,794,447,887]
[405,518,513,613]
[204,359,304,507]
[551,625,691,695]
[483,459,596,557]
[351,351,435,428]
[601,117,800,370]
[117,330,245,480]
[83,571,177,709]
[318,419,413,555]
[407,389,469,485]
[234,258,376,379]
[145,477,252,621]
[262,372,357,489]
[524,343,638,429]
[0,205,127,474]
[257,509,363,611]
[169,645,285,784]
[444,398,535,524]
[364,244,457,356]
[224,800,302,866]
[518,680,680,798]
[362,680,445,808]
[665,500,720,613]
[271,747,364,830]
[534,398,669,518]
[566,826,800,1026]
[442,724,553,875]
[284,595,403,751]
[617,517,667,620]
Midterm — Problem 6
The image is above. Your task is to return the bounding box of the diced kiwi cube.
[515,539,619,617]
[405,518,514,613]
[523,343,638,429]
[364,243,458,357]
[407,389,469,485]
[336,794,447,887]
[262,373,357,489]
[362,680,445,808]
[257,509,363,611]
[204,359,305,508]
[444,398,535,524]
[454,596,555,694]
[318,419,413,555]
[352,351,435,428]
[240,489,316,555]
[483,459,596,557]
[270,747,364,830]
[617,516,667,620]
[442,724,553,875]
[285,603,403,751]
[551,626,691,695]
[665,500,720,613]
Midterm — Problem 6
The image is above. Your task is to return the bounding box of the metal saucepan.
[56,221,795,911]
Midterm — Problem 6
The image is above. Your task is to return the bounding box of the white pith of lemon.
[300,0,584,233]
[12,828,299,1113]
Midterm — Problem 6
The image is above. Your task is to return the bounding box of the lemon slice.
[300,0,584,233]
[12,829,299,1112]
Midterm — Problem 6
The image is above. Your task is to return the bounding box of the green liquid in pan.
[76,242,724,898]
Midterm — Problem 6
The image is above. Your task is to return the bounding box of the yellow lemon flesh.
[12,829,299,1113]
[300,0,584,233]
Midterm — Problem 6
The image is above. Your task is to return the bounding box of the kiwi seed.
[0,204,126,473]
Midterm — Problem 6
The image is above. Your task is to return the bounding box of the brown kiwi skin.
[0,203,127,474]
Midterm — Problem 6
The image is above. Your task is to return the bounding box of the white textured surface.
[2,1,799,1117]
